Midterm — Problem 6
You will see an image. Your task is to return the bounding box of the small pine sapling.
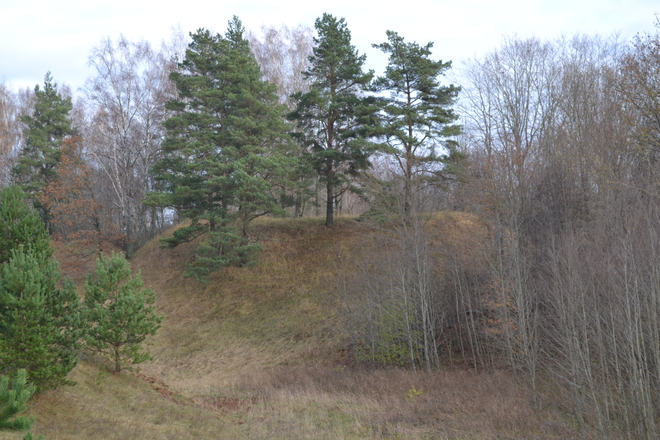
[84,253,163,373]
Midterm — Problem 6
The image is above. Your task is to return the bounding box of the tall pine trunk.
[325,178,334,227]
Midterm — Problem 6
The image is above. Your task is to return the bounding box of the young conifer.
[0,369,43,439]
[0,246,81,391]
[0,186,82,391]
[84,253,162,373]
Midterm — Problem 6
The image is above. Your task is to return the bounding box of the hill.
[14,215,593,439]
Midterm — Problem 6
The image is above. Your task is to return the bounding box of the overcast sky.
[1,0,658,93]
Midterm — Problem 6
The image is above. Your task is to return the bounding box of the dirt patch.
[136,372,255,416]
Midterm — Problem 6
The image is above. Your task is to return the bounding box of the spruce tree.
[371,31,461,216]
[14,72,73,195]
[146,17,294,280]
[289,13,380,227]
[84,253,162,373]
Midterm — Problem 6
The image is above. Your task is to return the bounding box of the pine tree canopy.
[372,31,462,182]
[0,369,35,432]
[369,31,462,217]
[84,253,163,373]
[14,72,74,195]
[288,13,381,227]
[0,244,81,391]
[0,186,51,264]
[146,16,295,280]
[0,186,82,391]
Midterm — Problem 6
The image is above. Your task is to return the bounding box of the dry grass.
[23,361,234,440]
[127,216,364,393]
[18,215,599,439]
[23,363,594,440]
[228,364,594,439]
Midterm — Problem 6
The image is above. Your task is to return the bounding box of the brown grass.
[19,214,599,439]
[229,364,594,439]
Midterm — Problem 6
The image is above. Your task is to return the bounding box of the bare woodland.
[343,27,660,438]
[3,17,660,438]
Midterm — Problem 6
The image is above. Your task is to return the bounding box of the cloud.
[0,0,657,91]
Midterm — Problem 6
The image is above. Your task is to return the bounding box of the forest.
[2,11,660,439]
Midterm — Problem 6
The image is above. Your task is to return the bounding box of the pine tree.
[0,369,43,440]
[289,13,380,227]
[0,186,82,391]
[13,72,73,195]
[372,31,461,216]
[0,186,51,264]
[146,17,294,280]
[0,245,82,391]
[84,253,162,373]
[0,369,34,432]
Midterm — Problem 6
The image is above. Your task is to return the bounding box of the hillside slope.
[17,215,593,439]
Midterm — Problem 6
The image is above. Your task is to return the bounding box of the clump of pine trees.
[0,185,164,388]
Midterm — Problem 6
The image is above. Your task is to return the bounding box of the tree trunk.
[325,175,334,227]
[114,346,121,373]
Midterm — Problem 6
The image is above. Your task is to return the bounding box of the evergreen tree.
[0,369,34,432]
[372,31,461,216]
[0,186,82,391]
[146,17,294,280]
[289,13,380,227]
[13,72,73,195]
[84,253,162,373]
[0,369,43,440]
[0,186,51,264]
[0,245,81,391]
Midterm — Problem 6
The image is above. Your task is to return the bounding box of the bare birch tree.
[248,24,314,107]
[0,83,20,186]
[84,35,176,256]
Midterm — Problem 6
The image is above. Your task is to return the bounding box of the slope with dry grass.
[17,215,602,439]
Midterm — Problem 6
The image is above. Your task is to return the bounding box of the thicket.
[451,27,660,438]
[339,18,660,439]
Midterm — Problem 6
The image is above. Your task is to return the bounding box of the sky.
[1,0,658,93]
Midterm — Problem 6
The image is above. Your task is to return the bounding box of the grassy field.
[12,216,599,439]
